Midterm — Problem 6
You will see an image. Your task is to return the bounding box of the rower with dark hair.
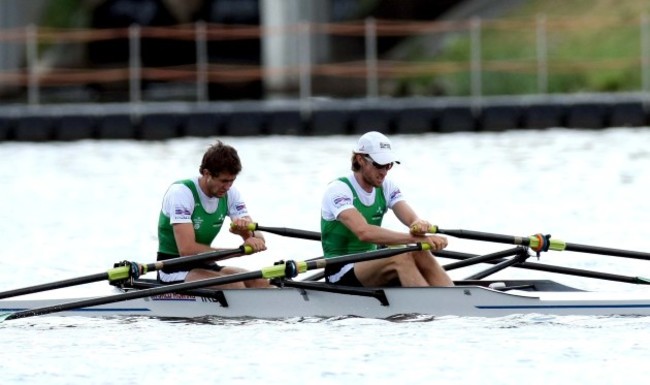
[157,140,273,289]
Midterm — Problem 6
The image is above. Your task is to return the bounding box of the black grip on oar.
[246,223,321,241]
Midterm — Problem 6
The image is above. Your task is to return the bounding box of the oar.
[0,246,250,300]
[240,223,321,241]
[436,250,650,285]
[429,226,650,261]
[0,243,430,321]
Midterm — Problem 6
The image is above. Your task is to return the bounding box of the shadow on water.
[153,313,440,325]
[4,313,650,331]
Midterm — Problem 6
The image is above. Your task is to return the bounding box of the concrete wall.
[1,93,647,141]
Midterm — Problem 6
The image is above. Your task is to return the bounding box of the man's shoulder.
[164,182,196,205]
[225,185,242,198]
[168,181,193,193]
[325,178,353,194]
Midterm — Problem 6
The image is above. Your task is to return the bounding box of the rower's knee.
[390,253,419,272]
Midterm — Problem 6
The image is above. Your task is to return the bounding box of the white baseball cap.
[354,131,400,165]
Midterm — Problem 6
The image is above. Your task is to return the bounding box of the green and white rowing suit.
[320,174,404,284]
[157,177,249,282]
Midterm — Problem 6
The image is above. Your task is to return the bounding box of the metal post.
[365,17,378,99]
[195,21,209,103]
[129,24,141,106]
[298,22,312,118]
[536,14,548,94]
[642,13,650,101]
[470,18,482,108]
[26,24,39,105]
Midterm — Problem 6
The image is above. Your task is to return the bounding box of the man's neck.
[198,175,210,197]
[353,172,373,193]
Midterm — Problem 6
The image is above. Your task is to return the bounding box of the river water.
[2,127,650,384]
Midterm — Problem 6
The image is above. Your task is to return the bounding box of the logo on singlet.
[213,214,225,227]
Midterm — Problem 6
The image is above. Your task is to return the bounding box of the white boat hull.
[3,281,650,319]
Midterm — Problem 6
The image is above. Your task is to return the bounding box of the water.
[2,127,650,384]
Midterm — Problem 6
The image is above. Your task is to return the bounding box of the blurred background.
[2,0,650,139]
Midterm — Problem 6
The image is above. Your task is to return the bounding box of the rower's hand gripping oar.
[0,246,252,300]
[232,222,321,241]
[428,226,650,261]
[0,243,430,322]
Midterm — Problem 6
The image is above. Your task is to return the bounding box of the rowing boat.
[2,226,650,321]
[2,278,650,319]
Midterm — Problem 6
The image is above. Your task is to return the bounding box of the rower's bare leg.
[185,267,247,289]
[412,251,454,287]
[243,279,275,288]
[354,254,429,287]
[217,267,275,288]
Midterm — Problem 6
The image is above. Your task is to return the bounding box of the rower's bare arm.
[392,201,419,228]
[172,222,215,256]
[337,208,418,245]
[230,216,266,253]
[392,201,434,236]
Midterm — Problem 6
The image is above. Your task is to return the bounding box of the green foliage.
[392,0,650,97]
[40,0,87,28]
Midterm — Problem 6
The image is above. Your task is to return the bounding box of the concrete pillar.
[0,0,47,95]
[261,0,330,96]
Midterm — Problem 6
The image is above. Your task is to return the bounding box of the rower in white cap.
[320,131,454,287]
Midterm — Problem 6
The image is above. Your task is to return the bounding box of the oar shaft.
[442,247,523,270]
[564,242,650,260]
[437,250,650,285]
[247,223,321,241]
[435,229,525,246]
[463,251,529,280]
[431,226,650,261]
[0,247,249,301]
[305,244,428,271]
[4,270,264,321]
[143,246,248,273]
[0,273,108,300]
[2,243,428,321]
